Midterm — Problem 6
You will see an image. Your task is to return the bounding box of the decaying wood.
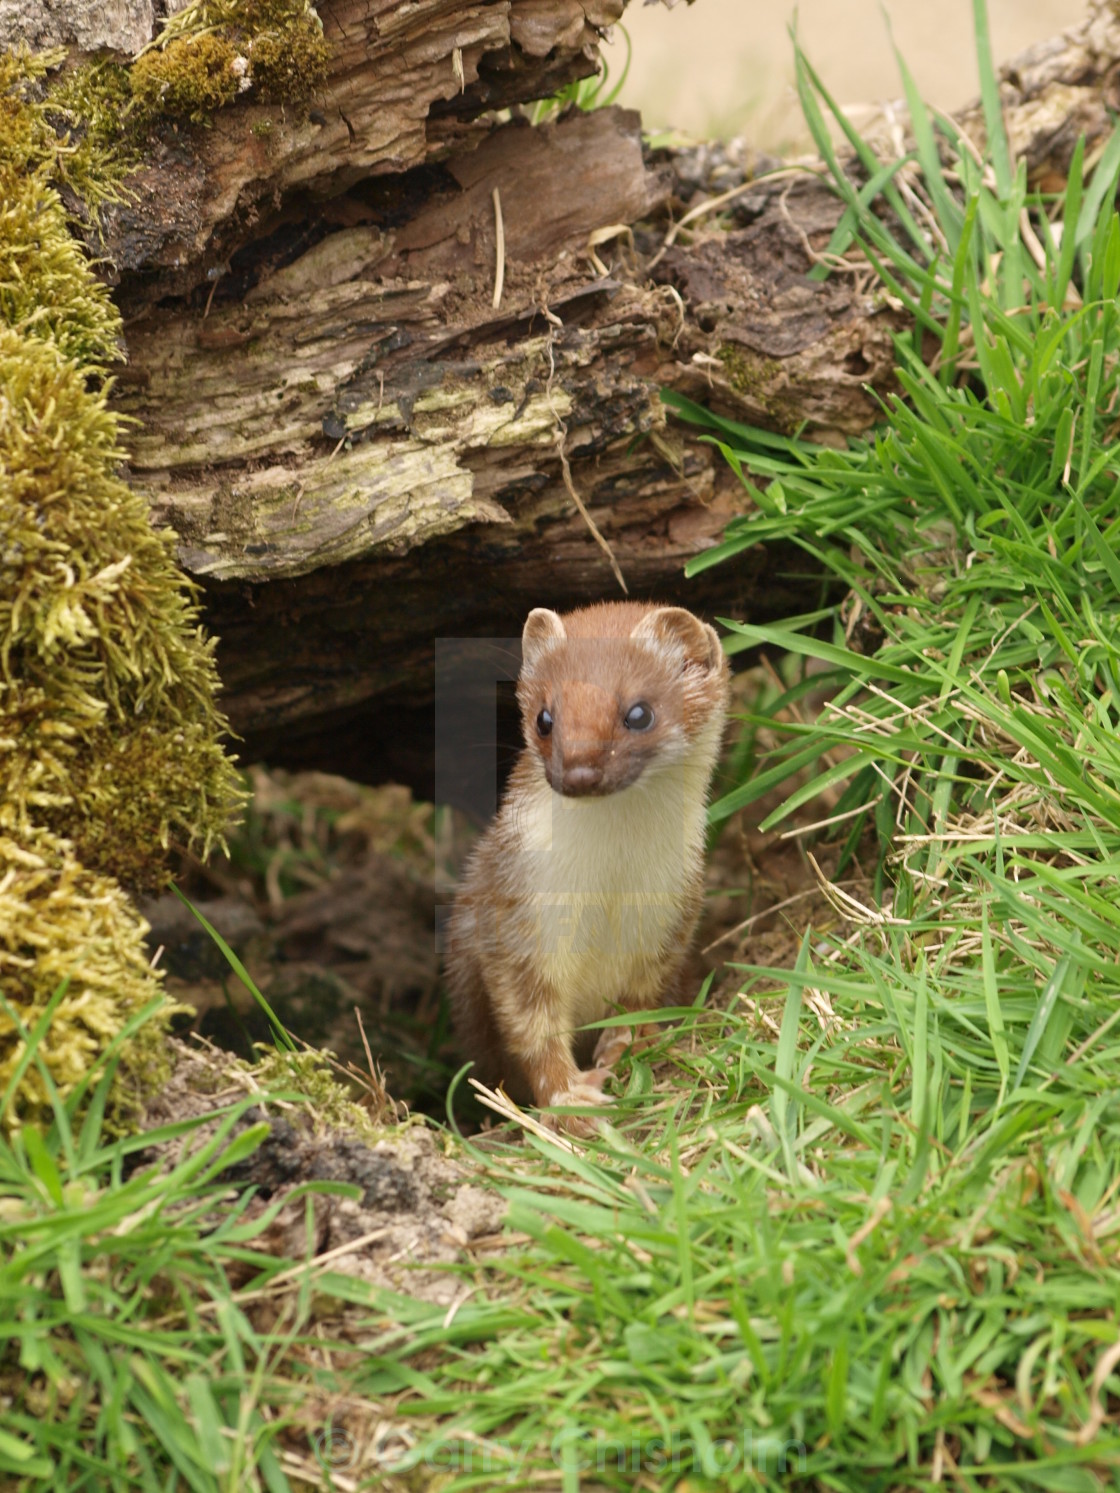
[114,106,901,789]
[101,0,631,301]
[122,115,903,578]
[91,0,1118,789]
[122,107,676,582]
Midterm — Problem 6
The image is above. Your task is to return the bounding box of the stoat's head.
[516,602,729,799]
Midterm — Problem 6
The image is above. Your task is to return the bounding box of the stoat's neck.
[512,745,713,896]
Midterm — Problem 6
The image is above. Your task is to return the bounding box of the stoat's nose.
[561,763,603,796]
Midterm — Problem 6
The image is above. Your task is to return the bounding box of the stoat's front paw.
[543,1069,613,1137]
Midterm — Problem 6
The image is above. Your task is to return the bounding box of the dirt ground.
[613,0,1077,148]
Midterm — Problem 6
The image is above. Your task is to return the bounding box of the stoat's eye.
[623,701,654,731]
[536,708,553,738]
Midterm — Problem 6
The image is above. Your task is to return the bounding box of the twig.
[1071,1337,1120,1446]
[703,883,851,953]
[468,1078,580,1153]
[540,303,628,593]
[556,434,628,594]
[779,799,884,840]
[492,187,505,311]
[777,176,862,275]
[808,851,906,925]
[660,282,687,349]
[354,1006,377,1082]
[586,222,635,277]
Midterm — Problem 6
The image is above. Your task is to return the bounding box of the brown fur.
[445,601,730,1131]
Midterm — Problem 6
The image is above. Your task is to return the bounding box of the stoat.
[445,601,729,1131]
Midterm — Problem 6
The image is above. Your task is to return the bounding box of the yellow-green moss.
[43,58,139,211]
[716,343,784,407]
[0,312,245,889]
[134,0,328,122]
[0,15,325,1130]
[131,32,241,125]
[0,49,52,169]
[0,3,329,225]
[0,162,119,364]
[0,86,245,1127]
[0,825,168,1131]
[0,50,138,227]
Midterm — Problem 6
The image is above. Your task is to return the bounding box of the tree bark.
[77,0,1117,792]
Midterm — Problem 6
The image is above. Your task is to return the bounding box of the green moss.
[716,343,783,406]
[43,58,139,211]
[0,163,119,365]
[0,50,139,227]
[248,22,329,106]
[131,32,241,125]
[0,88,245,1127]
[0,49,50,169]
[0,3,329,223]
[249,1049,402,1141]
[0,824,170,1130]
[135,0,328,121]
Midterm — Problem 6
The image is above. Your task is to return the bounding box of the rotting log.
[54,0,1118,792]
[114,109,905,791]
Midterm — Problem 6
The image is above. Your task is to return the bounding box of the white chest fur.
[508,761,709,1017]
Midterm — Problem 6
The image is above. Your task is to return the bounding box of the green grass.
[6,3,1120,1488]
[0,1048,363,1491]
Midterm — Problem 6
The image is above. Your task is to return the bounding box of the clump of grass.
[0,1014,361,1490]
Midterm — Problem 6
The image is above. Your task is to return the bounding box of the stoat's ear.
[632,607,723,673]
[522,608,566,669]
